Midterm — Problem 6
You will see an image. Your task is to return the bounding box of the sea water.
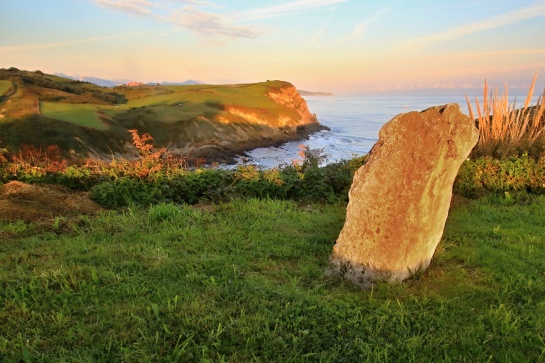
[237,95,469,168]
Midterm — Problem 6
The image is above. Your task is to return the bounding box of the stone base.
[326,256,432,289]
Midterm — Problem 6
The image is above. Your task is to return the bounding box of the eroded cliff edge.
[183,81,329,163]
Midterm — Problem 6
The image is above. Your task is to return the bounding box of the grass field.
[39,81,297,130]
[1,196,544,362]
[40,102,111,131]
[0,80,12,96]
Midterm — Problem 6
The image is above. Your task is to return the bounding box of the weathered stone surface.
[327,103,479,288]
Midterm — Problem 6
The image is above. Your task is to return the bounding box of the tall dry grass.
[466,72,545,158]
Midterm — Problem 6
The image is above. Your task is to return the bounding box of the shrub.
[0,146,8,165]
[466,73,545,159]
[86,150,365,209]
[454,155,545,197]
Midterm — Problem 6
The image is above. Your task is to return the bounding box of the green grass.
[124,82,296,120]
[40,102,111,130]
[39,81,296,132]
[1,197,545,362]
[0,80,12,96]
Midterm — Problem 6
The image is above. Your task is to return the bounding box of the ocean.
[237,95,470,168]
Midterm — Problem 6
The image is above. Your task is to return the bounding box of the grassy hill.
[0,68,322,162]
[0,80,11,96]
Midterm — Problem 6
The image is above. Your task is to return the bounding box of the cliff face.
[172,81,327,162]
[216,82,318,128]
[265,82,318,127]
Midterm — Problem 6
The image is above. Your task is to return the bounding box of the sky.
[1,0,545,95]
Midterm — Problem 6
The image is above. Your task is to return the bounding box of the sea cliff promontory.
[0,68,328,163]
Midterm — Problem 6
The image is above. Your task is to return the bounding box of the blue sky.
[1,0,545,95]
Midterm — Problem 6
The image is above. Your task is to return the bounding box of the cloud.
[169,7,262,38]
[93,0,258,38]
[170,0,223,7]
[91,0,349,41]
[303,3,340,51]
[408,3,545,46]
[94,0,154,15]
[235,0,350,22]
[344,8,389,41]
[0,32,145,53]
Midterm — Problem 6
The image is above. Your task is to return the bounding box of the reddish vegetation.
[11,145,68,173]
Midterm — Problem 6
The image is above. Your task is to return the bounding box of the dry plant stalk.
[466,72,545,154]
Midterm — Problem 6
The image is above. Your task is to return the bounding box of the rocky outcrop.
[267,82,318,127]
[172,81,328,163]
[327,104,479,288]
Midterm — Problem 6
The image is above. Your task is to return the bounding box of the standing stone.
[327,104,479,288]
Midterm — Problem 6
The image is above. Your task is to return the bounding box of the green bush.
[454,155,545,197]
[88,155,365,208]
[6,143,545,208]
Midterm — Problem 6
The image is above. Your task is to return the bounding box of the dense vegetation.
[1,132,545,208]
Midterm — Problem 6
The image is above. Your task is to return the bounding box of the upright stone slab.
[328,104,479,288]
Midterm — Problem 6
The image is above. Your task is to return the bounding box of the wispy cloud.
[170,0,223,7]
[344,8,389,42]
[95,0,154,15]
[93,0,259,39]
[408,3,545,46]
[0,32,145,53]
[166,7,262,38]
[234,0,350,22]
[91,0,350,41]
[302,2,340,51]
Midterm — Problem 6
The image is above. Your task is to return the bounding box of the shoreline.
[187,123,331,165]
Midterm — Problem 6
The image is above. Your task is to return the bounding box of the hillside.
[0,68,327,162]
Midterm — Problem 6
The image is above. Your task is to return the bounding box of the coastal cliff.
[136,81,328,162]
[0,69,328,163]
[266,82,317,126]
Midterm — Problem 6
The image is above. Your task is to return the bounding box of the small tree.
[127,129,168,177]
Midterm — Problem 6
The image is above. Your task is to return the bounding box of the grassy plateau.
[0,80,12,96]
[39,81,296,130]
[39,102,110,131]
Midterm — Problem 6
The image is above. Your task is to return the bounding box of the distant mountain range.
[54,73,205,87]
[157,80,205,86]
